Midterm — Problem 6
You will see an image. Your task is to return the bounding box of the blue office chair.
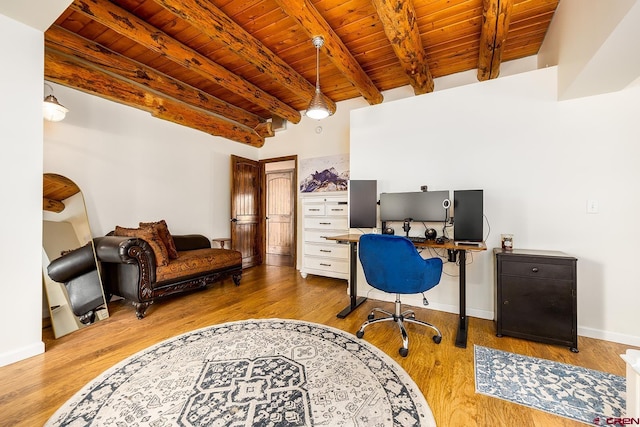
[356,234,443,357]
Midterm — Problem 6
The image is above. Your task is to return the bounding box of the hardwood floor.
[1,265,635,426]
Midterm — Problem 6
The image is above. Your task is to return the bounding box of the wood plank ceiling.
[43,173,81,213]
[44,0,560,147]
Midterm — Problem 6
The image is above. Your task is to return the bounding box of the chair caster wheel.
[433,335,442,344]
[367,313,374,321]
[399,347,409,357]
[356,330,364,339]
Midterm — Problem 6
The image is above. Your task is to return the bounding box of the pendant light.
[43,83,68,122]
[306,36,333,120]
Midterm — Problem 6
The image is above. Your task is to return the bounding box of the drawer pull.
[309,208,321,211]
[319,222,331,225]
[320,263,332,267]
[320,249,332,253]
[330,208,345,211]
[531,267,539,273]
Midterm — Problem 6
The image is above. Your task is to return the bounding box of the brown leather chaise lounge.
[94,221,242,319]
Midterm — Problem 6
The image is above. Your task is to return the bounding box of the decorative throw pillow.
[139,220,179,259]
[114,225,170,266]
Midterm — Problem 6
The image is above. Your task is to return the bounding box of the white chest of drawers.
[300,192,349,280]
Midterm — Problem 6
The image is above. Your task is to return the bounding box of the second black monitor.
[380,190,449,222]
[349,180,378,228]
[453,189,484,242]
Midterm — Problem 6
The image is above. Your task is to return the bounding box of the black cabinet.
[494,248,578,352]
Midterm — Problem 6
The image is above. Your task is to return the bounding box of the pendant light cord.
[315,41,321,92]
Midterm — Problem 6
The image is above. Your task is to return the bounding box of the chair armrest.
[93,236,156,269]
[172,234,211,251]
[47,242,97,283]
[94,236,159,302]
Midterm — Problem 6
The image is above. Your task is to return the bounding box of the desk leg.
[455,249,469,348]
[337,241,367,318]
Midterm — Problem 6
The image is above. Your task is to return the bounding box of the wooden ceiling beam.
[254,121,275,138]
[45,25,266,132]
[274,0,384,106]
[69,0,300,124]
[45,49,265,147]
[477,0,513,81]
[371,0,434,95]
[155,0,336,114]
[43,198,66,213]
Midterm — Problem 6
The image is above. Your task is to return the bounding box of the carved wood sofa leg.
[232,272,242,286]
[135,302,152,319]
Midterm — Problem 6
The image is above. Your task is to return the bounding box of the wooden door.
[265,170,295,266]
[230,155,261,268]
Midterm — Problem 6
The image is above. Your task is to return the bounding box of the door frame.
[260,155,298,269]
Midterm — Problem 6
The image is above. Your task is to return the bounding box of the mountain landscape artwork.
[300,154,349,193]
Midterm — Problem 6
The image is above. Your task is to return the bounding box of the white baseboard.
[358,290,640,347]
[362,290,494,320]
[0,341,45,368]
[578,326,640,348]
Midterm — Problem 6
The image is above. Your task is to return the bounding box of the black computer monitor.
[453,189,483,242]
[349,180,377,228]
[379,191,449,222]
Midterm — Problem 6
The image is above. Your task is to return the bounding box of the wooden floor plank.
[0,265,635,426]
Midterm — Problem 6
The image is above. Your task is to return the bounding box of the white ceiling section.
[0,0,71,32]
[539,0,640,100]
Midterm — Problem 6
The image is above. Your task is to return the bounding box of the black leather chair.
[47,242,106,324]
[356,234,444,357]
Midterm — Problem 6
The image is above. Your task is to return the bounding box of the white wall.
[350,66,640,346]
[538,0,640,100]
[0,14,46,367]
[260,57,541,274]
[0,0,70,32]
[44,84,258,239]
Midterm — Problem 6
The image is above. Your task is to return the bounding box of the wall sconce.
[43,83,68,122]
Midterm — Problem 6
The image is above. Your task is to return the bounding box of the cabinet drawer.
[305,230,345,243]
[304,217,348,230]
[304,257,349,274]
[501,260,574,280]
[304,243,349,258]
[325,204,348,216]
[303,204,325,216]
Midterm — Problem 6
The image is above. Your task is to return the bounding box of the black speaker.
[425,228,437,240]
[453,190,483,242]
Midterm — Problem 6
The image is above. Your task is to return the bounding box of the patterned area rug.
[46,319,436,426]
[474,345,626,425]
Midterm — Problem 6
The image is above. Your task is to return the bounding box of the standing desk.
[324,233,486,349]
